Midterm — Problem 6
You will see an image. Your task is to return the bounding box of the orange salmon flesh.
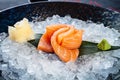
[37,24,84,62]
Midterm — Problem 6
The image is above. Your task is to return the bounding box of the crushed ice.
[0,15,120,80]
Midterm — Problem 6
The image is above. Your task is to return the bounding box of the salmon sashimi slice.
[58,28,83,49]
[51,26,83,62]
[37,24,83,62]
[37,24,68,52]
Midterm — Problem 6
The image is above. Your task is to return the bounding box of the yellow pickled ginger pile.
[8,18,34,43]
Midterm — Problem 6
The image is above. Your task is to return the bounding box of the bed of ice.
[0,15,120,80]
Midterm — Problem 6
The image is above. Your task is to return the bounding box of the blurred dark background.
[0,0,28,10]
[0,0,120,12]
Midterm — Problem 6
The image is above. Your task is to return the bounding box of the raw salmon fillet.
[37,24,69,52]
[37,24,83,62]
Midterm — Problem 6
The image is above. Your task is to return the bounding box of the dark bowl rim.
[0,1,119,14]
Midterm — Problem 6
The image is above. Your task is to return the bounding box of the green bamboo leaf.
[79,41,120,56]
[28,34,120,56]
[28,34,42,47]
[79,41,100,56]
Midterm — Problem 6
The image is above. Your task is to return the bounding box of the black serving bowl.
[0,1,120,80]
[0,1,120,33]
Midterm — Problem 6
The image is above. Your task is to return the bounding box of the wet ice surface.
[31,15,120,46]
[0,15,120,80]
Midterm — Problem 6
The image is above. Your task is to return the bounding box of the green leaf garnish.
[28,34,42,47]
[79,41,99,56]
[28,34,120,56]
